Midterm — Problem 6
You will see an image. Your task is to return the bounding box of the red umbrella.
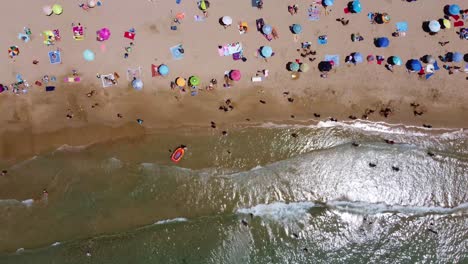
[229,70,241,81]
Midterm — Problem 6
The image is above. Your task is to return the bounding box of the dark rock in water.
[287,98,294,102]
[292,233,299,238]
[385,139,395,144]
[427,151,435,157]
[290,115,295,118]
[222,131,227,135]
[241,219,248,226]
[313,113,321,118]
[392,166,400,172]
[249,213,254,219]
[427,228,438,234]
[291,133,298,138]
[259,100,266,104]
[423,124,433,128]
[352,142,360,147]
[302,247,308,252]
[369,162,377,167]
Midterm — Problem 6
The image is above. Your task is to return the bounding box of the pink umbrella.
[229,70,241,81]
[97,28,111,41]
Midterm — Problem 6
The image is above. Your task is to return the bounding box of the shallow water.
[0,120,467,263]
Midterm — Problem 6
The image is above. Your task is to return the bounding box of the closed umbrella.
[351,1,362,13]
[176,77,186,87]
[406,59,422,71]
[260,46,273,58]
[428,20,441,33]
[43,5,53,16]
[292,24,302,34]
[52,4,63,15]
[289,62,300,71]
[391,56,402,66]
[442,19,451,29]
[83,49,95,61]
[229,70,241,81]
[222,16,232,26]
[448,4,460,16]
[375,37,389,48]
[132,79,143,90]
[189,76,200,86]
[158,64,169,76]
[323,0,334,7]
[262,25,272,35]
[452,52,463,62]
[353,52,363,63]
[318,61,332,72]
[299,63,310,72]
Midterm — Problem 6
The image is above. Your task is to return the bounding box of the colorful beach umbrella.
[406,59,422,71]
[132,79,143,90]
[43,5,53,16]
[176,77,186,87]
[229,70,241,81]
[428,20,441,33]
[323,0,334,7]
[391,56,402,66]
[189,76,200,86]
[292,24,302,34]
[262,25,272,35]
[8,46,19,58]
[448,4,460,16]
[83,49,95,61]
[442,19,451,29]
[97,28,111,41]
[353,52,363,63]
[52,4,63,15]
[375,37,389,48]
[222,16,232,26]
[289,62,300,72]
[260,46,273,58]
[199,0,209,11]
[351,1,362,13]
[299,63,310,72]
[318,61,332,72]
[158,64,169,76]
[452,52,463,62]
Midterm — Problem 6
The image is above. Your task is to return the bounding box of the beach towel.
[367,12,374,21]
[233,52,242,60]
[18,33,30,43]
[308,6,320,21]
[126,67,142,81]
[48,51,61,64]
[218,42,243,56]
[324,55,340,66]
[425,73,434,80]
[101,74,116,88]
[194,15,205,22]
[256,18,265,32]
[45,86,55,92]
[124,31,135,40]
[64,76,81,83]
[396,22,408,32]
[151,64,160,77]
[170,44,185,60]
[73,25,84,40]
[454,21,464,27]
[451,15,460,21]
[433,61,440,71]
[464,63,468,73]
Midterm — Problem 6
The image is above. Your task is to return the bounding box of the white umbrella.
[428,20,440,33]
[132,79,143,90]
[222,16,233,25]
[43,5,53,16]
[88,0,97,8]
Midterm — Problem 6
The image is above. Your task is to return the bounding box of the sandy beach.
[0,0,467,160]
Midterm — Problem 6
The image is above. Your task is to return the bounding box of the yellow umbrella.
[52,4,63,15]
[442,19,451,29]
[176,77,186,87]
[200,0,207,10]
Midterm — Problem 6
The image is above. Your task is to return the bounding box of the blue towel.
[48,51,61,64]
[396,22,408,32]
[170,45,184,60]
[425,73,434,80]
[433,61,440,71]
[324,55,340,66]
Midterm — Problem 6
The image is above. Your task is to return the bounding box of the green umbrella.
[189,76,200,86]
[289,62,300,72]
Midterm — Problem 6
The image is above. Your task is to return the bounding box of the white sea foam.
[16,248,25,253]
[21,199,34,207]
[154,217,188,225]
[327,200,468,216]
[55,144,89,153]
[50,242,61,247]
[237,201,316,223]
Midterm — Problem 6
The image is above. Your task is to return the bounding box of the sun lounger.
[308,6,320,21]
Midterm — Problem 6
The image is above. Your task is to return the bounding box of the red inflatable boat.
[171,147,185,163]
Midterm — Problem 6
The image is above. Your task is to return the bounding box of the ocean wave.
[54,144,89,153]
[237,202,316,222]
[50,242,61,247]
[154,218,188,225]
[0,198,35,208]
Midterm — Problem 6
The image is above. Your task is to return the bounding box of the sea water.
[0,120,466,263]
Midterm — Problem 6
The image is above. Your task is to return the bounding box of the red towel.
[344,7,350,14]
[454,21,464,27]
[124,31,135,40]
[451,15,460,21]
[151,64,159,77]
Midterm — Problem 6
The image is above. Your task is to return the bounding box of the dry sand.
[0,0,467,161]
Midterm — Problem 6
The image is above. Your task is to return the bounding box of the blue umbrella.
[353,52,363,63]
[289,62,300,71]
[391,56,402,66]
[292,24,302,34]
[375,37,389,48]
[262,24,272,35]
[452,52,463,62]
[260,46,273,58]
[351,1,362,13]
[406,59,422,71]
[83,49,95,61]
[158,64,169,76]
[132,79,143,90]
[323,0,334,7]
[448,4,460,15]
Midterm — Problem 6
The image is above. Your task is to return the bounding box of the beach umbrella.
[423,55,435,64]
[83,49,95,61]
[158,64,169,76]
[260,46,273,58]
[189,76,200,86]
[229,70,241,81]
[375,37,389,48]
[289,62,300,72]
[382,13,391,23]
[391,56,402,66]
[442,19,451,29]
[52,4,63,15]
[262,24,272,35]
[448,4,460,16]
[318,61,332,72]
[8,46,19,58]
[323,0,334,7]
[43,5,53,16]
[97,28,111,41]
[175,77,186,87]
[452,52,463,62]
[352,52,363,63]
[88,0,97,8]
[222,16,232,26]
[132,79,143,90]
[299,63,310,72]
[292,24,302,34]
[199,0,210,11]
[406,59,422,71]
[351,1,362,13]
[428,20,441,33]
